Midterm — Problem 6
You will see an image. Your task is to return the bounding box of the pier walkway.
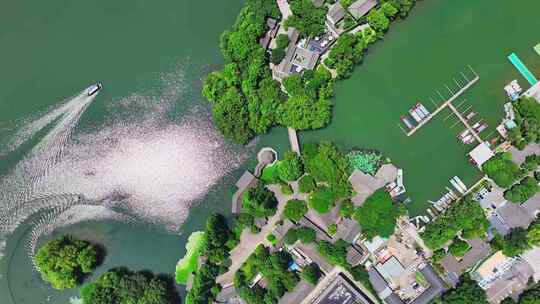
[407,68,480,137]
[288,127,301,155]
[447,102,482,143]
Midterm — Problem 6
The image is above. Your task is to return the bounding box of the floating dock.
[508,53,538,86]
[406,66,480,138]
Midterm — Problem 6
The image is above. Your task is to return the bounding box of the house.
[440,238,492,278]
[347,0,378,19]
[273,27,300,80]
[290,46,320,71]
[327,2,347,25]
[260,18,280,49]
[472,252,535,303]
[232,171,258,214]
[368,264,446,304]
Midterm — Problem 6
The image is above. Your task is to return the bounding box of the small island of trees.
[35,235,101,290]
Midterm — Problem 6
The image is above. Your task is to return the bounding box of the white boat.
[476,124,487,133]
[409,108,423,123]
[416,103,430,116]
[466,112,476,120]
[471,122,481,129]
[86,83,102,96]
[414,107,426,120]
[453,176,468,192]
[459,129,471,139]
[450,179,466,194]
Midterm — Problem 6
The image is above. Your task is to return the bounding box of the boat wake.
[0,69,248,262]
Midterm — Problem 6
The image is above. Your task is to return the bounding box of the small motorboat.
[86,83,102,96]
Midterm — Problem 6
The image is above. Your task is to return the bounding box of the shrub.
[449,239,470,258]
[299,174,316,193]
[339,200,355,218]
[276,34,289,49]
[267,233,277,244]
[328,224,338,236]
[283,199,308,222]
[36,235,100,290]
[270,47,286,64]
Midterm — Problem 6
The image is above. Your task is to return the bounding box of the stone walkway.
[217,184,299,286]
[277,0,292,20]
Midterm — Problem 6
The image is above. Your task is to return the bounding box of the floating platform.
[508,52,537,86]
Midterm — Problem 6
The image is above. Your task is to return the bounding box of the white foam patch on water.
[40,112,246,229]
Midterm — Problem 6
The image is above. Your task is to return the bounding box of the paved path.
[217,184,296,286]
[288,127,301,155]
[277,0,292,20]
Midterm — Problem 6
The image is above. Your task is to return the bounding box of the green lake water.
[1,0,540,303]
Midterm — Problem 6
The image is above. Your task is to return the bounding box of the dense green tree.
[296,227,317,243]
[441,274,488,304]
[302,263,321,284]
[504,176,539,203]
[35,235,100,290]
[324,33,365,79]
[284,229,299,244]
[528,222,540,247]
[270,47,286,64]
[367,9,390,32]
[302,142,352,199]
[482,152,522,188]
[276,34,290,49]
[354,189,404,239]
[309,186,338,213]
[339,200,355,218]
[281,183,294,195]
[316,240,350,268]
[235,245,299,304]
[422,197,490,250]
[283,199,308,222]
[512,97,540,147]
[502,228,530,257]
[277,94,332,130]
[81,268,177,304]
[243,184,279,218]
[522,154,540,172]
[285,0,327,37]
[518,284,540,304]
[381,2,399,18]
[299,174,316,193]
[277,151,304,181]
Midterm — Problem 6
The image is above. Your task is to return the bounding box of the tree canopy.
[284,0,327,37]
[422,197,489,250]
[482,152,522,188]
[243,184,279,218]
[81,268,177,304]
[302,263,321,284]
[35,235,100,290]
[509,97,540,149]
[502,228,531,257]
[324,33,365,79]
[441,274,488,304]
[277,151,304,181]
[504,176,539,203]
[202,0,283,144]
[283,199,308,222]
[354,189,404,239]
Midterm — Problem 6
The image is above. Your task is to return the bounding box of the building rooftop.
[485,259,534,304]
[496,201,535,230]
[327,2,347,25]
[349,169,385,206]
[440,238,492,276]
[375,256,405,286]
[347,0,378,19]
[310,273,374,304]
[291,46,320,71]
[279,279,315,304]
[468,142,495,167]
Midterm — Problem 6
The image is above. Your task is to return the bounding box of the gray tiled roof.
[347,0,378,19]
[327,2,346,25]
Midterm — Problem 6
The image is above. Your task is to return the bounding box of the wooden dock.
[406,68,480,137]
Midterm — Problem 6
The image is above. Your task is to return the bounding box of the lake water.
[1,0,539,303]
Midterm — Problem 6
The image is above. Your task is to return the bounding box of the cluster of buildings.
[262,0,379,81]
